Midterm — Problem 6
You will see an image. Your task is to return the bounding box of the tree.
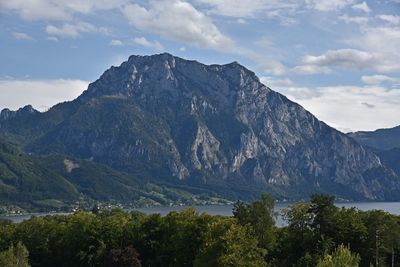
[0,242,31,267]
[283,202,313,232]
[331,207,367,262]
[106,246,141,267]
[276,202,316,266]
[361,210,400,267]
[309,194,338,255]
[317,244,360,267]
[0,218,12,226]
[309,194,337,236]
[233,193,275,249]
[194,219,267,267]
[157,209,214,266]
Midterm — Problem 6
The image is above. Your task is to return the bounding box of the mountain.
[348,126,400,176]
[377,148,400,175]
[348,126,400,151]
[1,53,400,202]
[0,139,78,210]
[0,139,215,212]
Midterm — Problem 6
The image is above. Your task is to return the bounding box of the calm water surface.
[2,202,400,225]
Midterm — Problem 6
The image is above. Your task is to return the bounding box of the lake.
[137,202,400,226]
[2,202,399,225]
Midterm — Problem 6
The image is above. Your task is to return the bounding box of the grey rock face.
[348,125,400,181]
[0,105,38,121]
[1,53,399,201]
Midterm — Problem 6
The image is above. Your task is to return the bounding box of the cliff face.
[349,126,400,179]
[1,53,399,200]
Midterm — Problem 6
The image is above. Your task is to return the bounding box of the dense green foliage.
[233,193,275,249]
[0,209,264,267]
[194,220,267,267]
[273,195,400,267]
[0,242,30,267]
[316,245,360,267]
[0,139,79,210]
[1,194,400,266]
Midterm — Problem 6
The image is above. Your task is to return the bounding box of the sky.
[0,0,399,132]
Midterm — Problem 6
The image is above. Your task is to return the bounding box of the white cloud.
[361,75,399,85]
[352,26,400,73]
[254,37,276,49]
[195,0,298,18]
[351,1,370,13]
[292,65,331,75]
[109,37,163,50]
[260,76,294,88]
[0,79,88,112]
[305,0,355,11]
[122,0,234,51]
[60,0,128,14]
[238,42,287,75]
[274,85,400,132]
[196,0,263,17]
[195,0,300,26]
[377,15,400,25]
[0,0,126,21]
[358,27,400,55]
[46,22,107,38]
[109,39,124,46]
[133,37,163,50]
[0,0,70,20]
[46,36,59,42]
[294,47,400,74]
[254,58,286,75]
[12,32,33,40]
[338,14,369,24]
[303,49,374,69]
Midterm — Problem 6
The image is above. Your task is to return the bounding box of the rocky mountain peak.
[19,105,38,114]
[0,105,38,121]
[80,53,261,105]
[0,108,12,120]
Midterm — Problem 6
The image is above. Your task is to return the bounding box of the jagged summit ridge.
[80,53,260,101]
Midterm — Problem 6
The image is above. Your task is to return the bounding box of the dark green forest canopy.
[0,194,399,267]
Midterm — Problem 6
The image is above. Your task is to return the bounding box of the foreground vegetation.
[0,194,399,266]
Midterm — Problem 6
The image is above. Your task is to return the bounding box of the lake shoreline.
[2,201,400,226]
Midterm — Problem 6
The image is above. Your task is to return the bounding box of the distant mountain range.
[348,126,400,151]
[348,127,400,177]
[1,53,400,211]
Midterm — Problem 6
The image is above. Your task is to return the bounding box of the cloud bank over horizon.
[0,79,88,112]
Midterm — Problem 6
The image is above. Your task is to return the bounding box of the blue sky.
[1,0,399,132]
